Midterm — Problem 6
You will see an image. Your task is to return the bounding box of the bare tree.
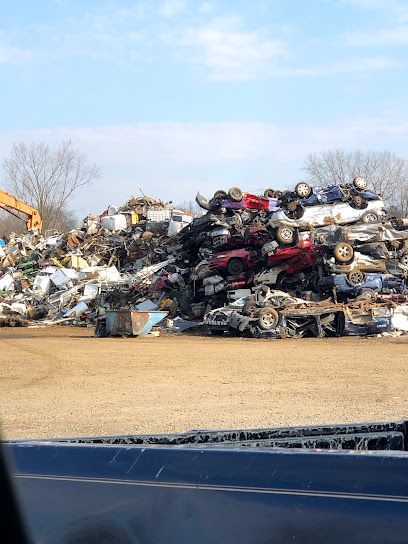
[0,211,23,238]
[303,149,408,216]
[3,140,100,230]
[174,199,202,217]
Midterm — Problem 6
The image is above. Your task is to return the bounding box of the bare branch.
[3,140,100,230]
[303,149,408,215]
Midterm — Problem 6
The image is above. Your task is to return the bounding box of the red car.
[223,192,280,213]
[209,248,258,276]
[266,239,320,273]
[196,187,281,212]
[228,227,273,248]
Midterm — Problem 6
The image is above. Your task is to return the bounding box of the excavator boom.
[0,189,42,231]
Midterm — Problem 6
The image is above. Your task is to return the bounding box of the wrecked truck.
[223,287,394,338]
[5,420,408,543]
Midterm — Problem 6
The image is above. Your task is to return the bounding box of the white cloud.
[198,2,213,14]
[0,42,36,64]
[0,5,401,80]
[1,115,407,215]
[182,17,287,81]
[158,0,186,18]
[345,25,408,46]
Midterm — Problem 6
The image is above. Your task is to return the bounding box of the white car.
[268,199,386,229]
[204,296,248,335]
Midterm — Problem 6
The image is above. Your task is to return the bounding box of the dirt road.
[0,326,407,439]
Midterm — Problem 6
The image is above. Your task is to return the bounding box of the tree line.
[0,141,407,236]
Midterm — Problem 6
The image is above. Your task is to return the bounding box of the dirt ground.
[0,326,407,440]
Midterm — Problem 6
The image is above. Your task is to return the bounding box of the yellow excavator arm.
[0,189,42,231]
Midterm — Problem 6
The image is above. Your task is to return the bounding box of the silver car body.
[268,200,386,229]
[314,222,408,245]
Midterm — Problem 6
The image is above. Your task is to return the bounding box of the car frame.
[268,199,387,230]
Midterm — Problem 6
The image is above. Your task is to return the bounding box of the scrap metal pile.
[0,177,408,338]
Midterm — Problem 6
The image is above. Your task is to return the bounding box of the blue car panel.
[299,185,381,207]
[320,273,407,297]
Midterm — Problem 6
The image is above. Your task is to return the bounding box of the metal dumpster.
[105,310,168,337]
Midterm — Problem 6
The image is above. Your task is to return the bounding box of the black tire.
[361,211,379,223]
[228,187,244,202]
[334,242,354,263]
[389,216,408,231]
[214,190,227,199]
[264,188,276,198]
[257,307,279,330]
[350,195,367,209]
[295,182,312,198]
[347,269,364,286]
[227,257,245,275]
[399,253,408,267]
[275,226,295,245]
[386,239,405,251]
[352,176,368,190]
[285,202,305,219]
[242,297,257,316]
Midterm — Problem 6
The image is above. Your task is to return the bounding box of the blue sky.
[1,0,407,216]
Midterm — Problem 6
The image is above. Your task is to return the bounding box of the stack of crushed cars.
[196,178,408,338]
[0,178,407,338]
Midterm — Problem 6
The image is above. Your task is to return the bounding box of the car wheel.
[257,307,279,330]
[214,190,227,199]
[400,253,408,267]
[285,201,305,219]
[264,188,276,198]
[347,269,364,286]
[276,226,295,245]
[386,239,404,251]
[353,176,368,190]
[350,195,367,209]
[389,216,408,231]
[295,182,312,198]
[209,329,225,336]
[243,297,257,316]
[228,187,244,201]
[355,289,377,301]
[334,242,354,263]
[227,257,245,275]
[361,211,379,223]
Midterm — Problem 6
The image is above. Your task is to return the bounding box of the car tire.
[209,329,225,336]
[334,242,354,263]
[276,226,295,245]
[295,182,312,198]
[228,187,244,201]
[257,307,279,330]
[347,269,364,286]
[399,253,408,267]
[353,176,368,190]
[355,289,377,301]
[389,216,408,231]
[227,257,245,275]
[243,298,257,316]
[361,211,379,223]
[214,190,227,199]
[264,188,276,198]
[350,195,367,209]
[285,202,305,219]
